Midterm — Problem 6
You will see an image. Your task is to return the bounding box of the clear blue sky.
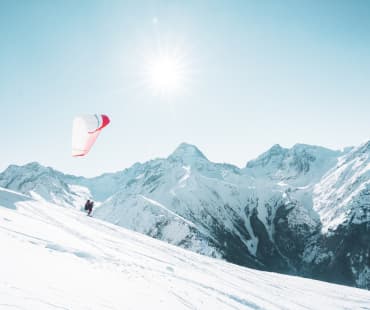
[1,0,370,177]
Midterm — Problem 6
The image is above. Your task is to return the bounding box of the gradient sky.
[1,0,370,177]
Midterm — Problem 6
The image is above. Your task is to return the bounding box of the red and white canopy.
[72,114,110,157]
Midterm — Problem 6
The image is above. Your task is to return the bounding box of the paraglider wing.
[72,114,110,157]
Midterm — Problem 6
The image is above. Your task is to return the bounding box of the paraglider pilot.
[84,199,94,216]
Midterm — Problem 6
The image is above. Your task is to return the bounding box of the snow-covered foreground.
[0,190,369,310]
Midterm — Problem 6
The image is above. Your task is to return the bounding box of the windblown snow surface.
[1,188,369,310]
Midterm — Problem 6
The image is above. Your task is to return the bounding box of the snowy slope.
[1,188,369,310]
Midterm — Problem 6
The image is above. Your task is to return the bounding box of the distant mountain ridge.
[1,141,369,289]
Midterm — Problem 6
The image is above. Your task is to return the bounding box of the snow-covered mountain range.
[2,188,369,309]
[1,141,369,289]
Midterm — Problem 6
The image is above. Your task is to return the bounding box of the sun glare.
[139,19,193,97]
[147,54,184,95]
[142,39,191,97]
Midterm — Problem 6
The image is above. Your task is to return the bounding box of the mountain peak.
[291,143,332,152]
[269,144,285,153]
[3,162,43,174]
[168,143,208,163]
[24,162,44,169]
[246,144,287,168]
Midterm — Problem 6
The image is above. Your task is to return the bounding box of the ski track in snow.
[0,192,369,309]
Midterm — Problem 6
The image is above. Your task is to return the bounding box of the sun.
[147,54,184,95]
[142,43,191,97]
[139,19,193,98]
